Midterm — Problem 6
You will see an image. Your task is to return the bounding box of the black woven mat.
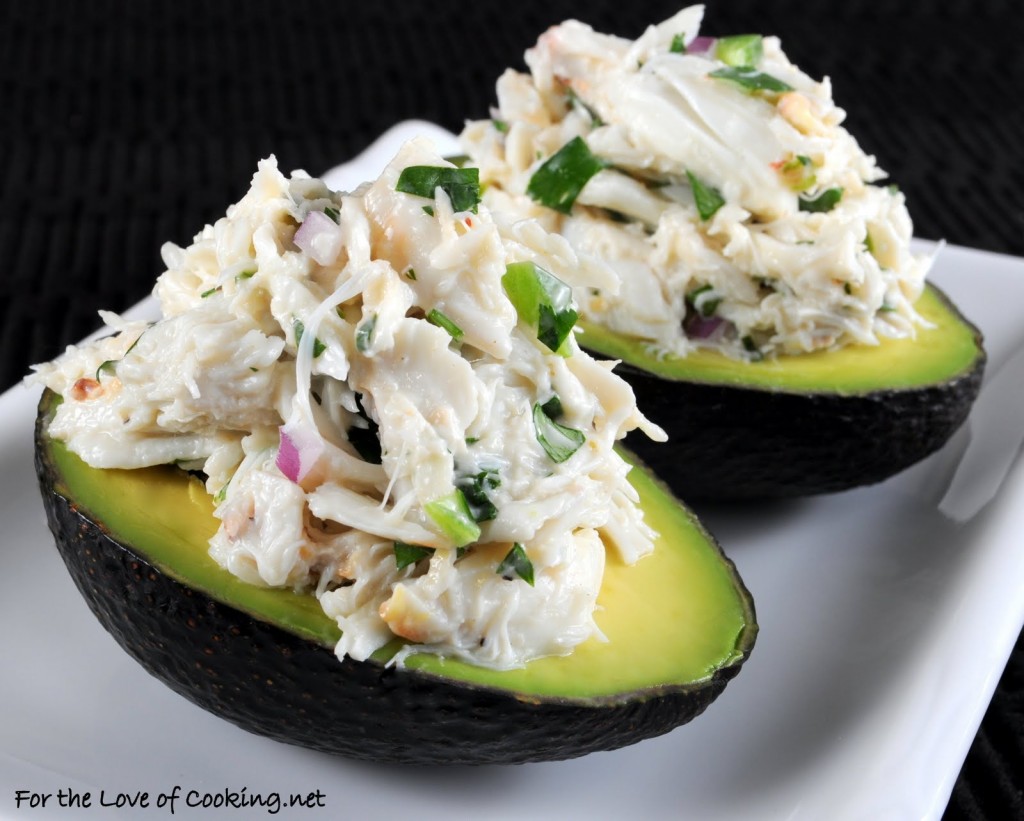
[3,2,1022,816]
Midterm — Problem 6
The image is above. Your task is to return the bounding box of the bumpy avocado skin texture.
[582,285,985,500]
[34,391,756,765]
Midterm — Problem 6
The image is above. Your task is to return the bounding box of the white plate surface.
[3,121,1024,820]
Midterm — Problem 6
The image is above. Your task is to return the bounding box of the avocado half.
[579,284,986,500]
[34,389,756,765]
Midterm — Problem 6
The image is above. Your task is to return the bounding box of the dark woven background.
[2,1,1021,816]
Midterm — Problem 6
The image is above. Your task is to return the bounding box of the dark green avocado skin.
[34,396,748,765]
[618,346,985,501]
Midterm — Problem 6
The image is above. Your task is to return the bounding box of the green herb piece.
[670,33,687,53]
[714,34,763,67]
[887,184,900,195]
[201,286,221,298]
[355,313,377,353]
[502,261,578,355]
[236,269,256,281]
[394,541,433,570]
[566,87,604,127]
[465,436,480,445]
[293,319,327,357]
[427,308,464,342]
[708,66,793,94]
[533,402,585,463]
[422,205,435,217]
[425,490,481,547]
[213,482,230,505]
[879,303,896,313]
[863,232,875,254]
[526,136,607,214]
[686,284,722,317]
[100,327,148,377]
[686,171,726,220]
[404,267,417,281]
[798,187,844,213]
[323,206,340,223]
[492,119,509,133]
[844,282,853,295]
[457,468,501,523]
[779,154,817,192]
[496,543,535,586]
[540,394,564,420]
[741,335,764,361]
[395,165,481,213]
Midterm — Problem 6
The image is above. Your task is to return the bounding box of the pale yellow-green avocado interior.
[579,284,980,393]
[48,436,753,700]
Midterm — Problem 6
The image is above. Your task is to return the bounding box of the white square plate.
[3,121,1023,820]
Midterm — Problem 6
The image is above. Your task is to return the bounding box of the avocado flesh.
[578,284,980,393]
[577,284,985,499]
[44,409,754,703]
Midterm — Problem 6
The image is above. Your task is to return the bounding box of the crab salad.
[460,5,934,360]
[33,138,666,671]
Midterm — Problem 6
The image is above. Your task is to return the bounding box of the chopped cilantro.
[686,171,726,220]
[293,319,326,357]
[686,284,722,317]
[799,187,844,213]
[566,87,604,127]
[526,136,607,214]
[355,313,377,353]
[394,542,433,570]
[457,468,501,523]
[741,334,764,361]
[540,394,564,420]
[395,165,481,213]
[496,543,535,586]
[532,402,585,463]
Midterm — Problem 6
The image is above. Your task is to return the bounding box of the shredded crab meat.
[31,138,664,671]
[459,5,934,361]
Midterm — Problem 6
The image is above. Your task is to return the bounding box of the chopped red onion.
[687,36,716,56]
[276,419,325,484]
[293,210,343,266]
[684,313,729,341]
